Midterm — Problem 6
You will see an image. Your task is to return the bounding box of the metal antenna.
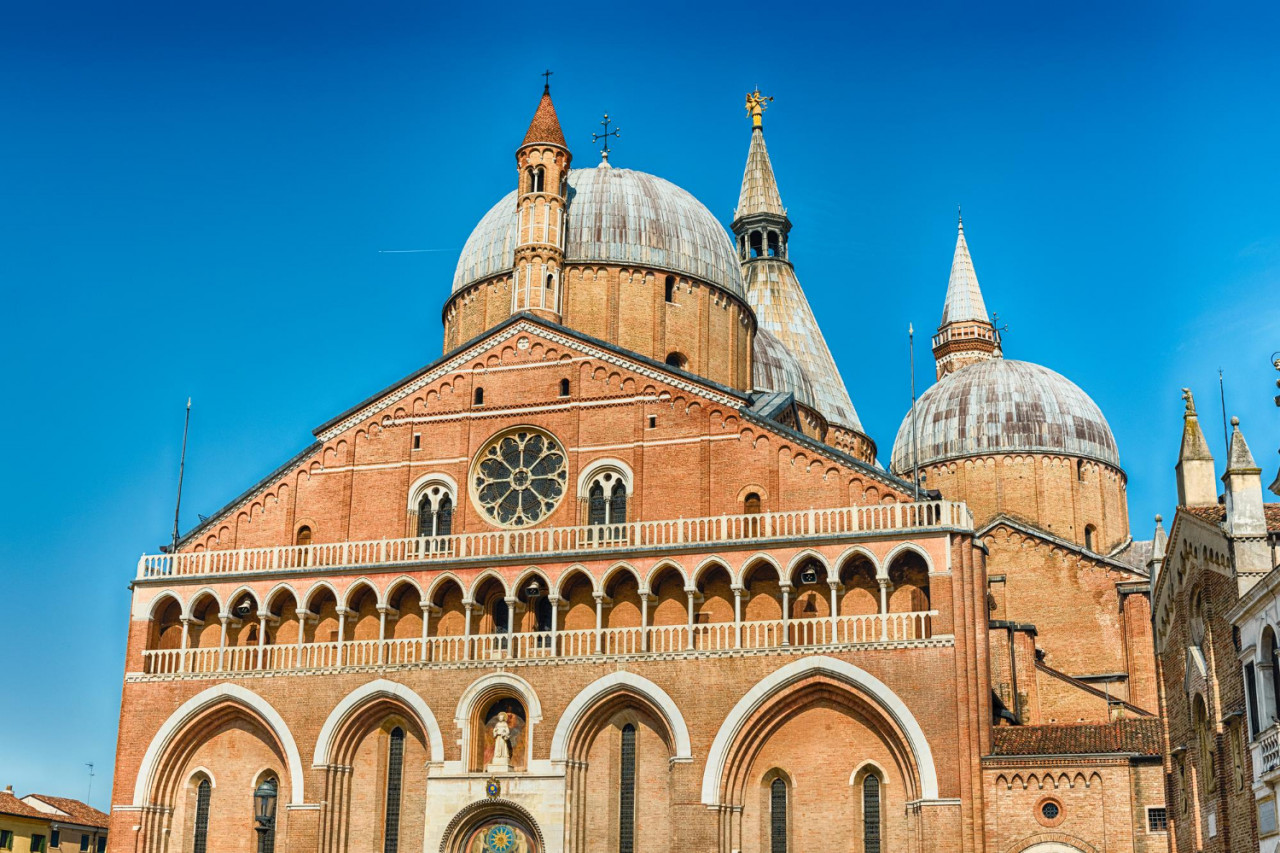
[910,323,920,502]
[171,399,191,554]
[1219,369,1230,457]
[85,763,94,806]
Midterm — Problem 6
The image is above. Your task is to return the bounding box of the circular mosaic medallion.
[471,428,567,527]
[484,824,518,853]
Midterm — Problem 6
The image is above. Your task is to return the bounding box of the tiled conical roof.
[522,90,566,148]
[735,127,785,218]
[940,216,989,326]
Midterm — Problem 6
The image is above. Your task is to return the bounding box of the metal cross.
[592,114,620,158]
[541,69,553,93]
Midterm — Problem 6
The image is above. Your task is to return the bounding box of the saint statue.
[491,711,512,767]
[745,89,773,128]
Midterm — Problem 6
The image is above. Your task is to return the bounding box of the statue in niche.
[482,698,525,772]
[491,712,512,768]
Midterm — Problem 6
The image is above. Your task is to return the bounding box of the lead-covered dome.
[753,328,817,410]
[889,359,1120,473]
[452,166,745,298]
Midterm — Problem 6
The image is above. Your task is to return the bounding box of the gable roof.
[0,789,50,822]
[990,718,1162,757]
[175,312,919,549]
[21,794,109,829]
[978,514,1150,578]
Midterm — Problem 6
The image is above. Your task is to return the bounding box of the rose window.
[472,428,567,527]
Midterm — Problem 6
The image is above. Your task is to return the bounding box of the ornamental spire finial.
[746,89,773,128]
[592,113,620,163]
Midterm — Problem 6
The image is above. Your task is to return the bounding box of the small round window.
[1041,802,1060,820]
[1036,796,1065,827]
[471,427,568,527]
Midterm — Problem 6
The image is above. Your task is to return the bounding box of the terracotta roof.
[24,794,109,828]
[0,790,51,822]
[521,91,565,148]
[991,719,1163,757]
[1184,503,1280,531]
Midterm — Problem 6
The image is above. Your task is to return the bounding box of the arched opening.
[426,577,468,661]
[472,695,528,773]
[646,565,687,653]
[294,525,312,547]
[603,568,642,654]
[557,569,597,657]
[862,773,882,853]
[788,559,831,640]
[664,276,676,303]
[766,232,780,258]
[559,378,570,397]
[1084,524,1096,551]
[888,551,930,612]
[264,587,300,653]
[528,166,545,194]
[472,576,509,658]
[693,562,734,650]
[741,560,783,647]
[664,352,688,370]
[473,387,484,406]
[769,776,788,853]
[386,582,423,644]
[383,727,405,853]
[619,723,637,853]
[750,230,763,259]
[191,775,211,853]
[839,556,880,619]
[744,492,761,514]
[417,486,454,539]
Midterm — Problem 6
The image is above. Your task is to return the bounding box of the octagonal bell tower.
[512,82,571,321]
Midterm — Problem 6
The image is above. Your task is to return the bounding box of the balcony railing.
[137,611,939,676]
[1256,723,1280,779]
[138,501,971,580]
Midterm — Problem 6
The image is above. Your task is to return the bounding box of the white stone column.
[594,592,605,655]
[295,609,310,669]
[878,578,891,641]
[641,591,651,652]
[256,613,268,670]
[218,615,229,672]
[377,605,389,665]
[780,583,792,646]
[548,595,561,657]
[733,587,743,649]
[463,601,473,661]
[829,582,842,643]
[685,587,696,651]
[336,606,348,667]
[505,595,519,658]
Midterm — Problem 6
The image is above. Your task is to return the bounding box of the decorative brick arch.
[1004,835,1095,853]
[549,671,692,763]
[132,683,304,806]
[700,656,938,805]
[438,797,545,853]
[313,678,444,766]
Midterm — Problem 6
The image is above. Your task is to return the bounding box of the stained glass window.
[619,724,636,853]
[770,778,787,853]
[473,430,567,527]
[384,727,405,853]
[193,778,210,853]
[863,775,881,853]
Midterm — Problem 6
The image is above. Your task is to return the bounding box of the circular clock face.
[484,824,518,853]
[471,428,567,527]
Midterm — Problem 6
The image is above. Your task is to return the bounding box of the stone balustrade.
[137,501,971,581]
[136,611,940,678]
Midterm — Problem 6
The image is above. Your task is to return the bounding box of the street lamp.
[254,777,278,852]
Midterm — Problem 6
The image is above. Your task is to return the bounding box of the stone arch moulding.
[1006,837,1095,853]
[455,671,544,767]
[408,472,459,511]
[576,456,635,496]
[132,683,305,806]
[438,797,545,853]
[312,678,445,766]
[883,541,936,575]
[699,655,939,805]
[549,671,692,763]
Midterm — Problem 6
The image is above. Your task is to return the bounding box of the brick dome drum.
[452,167,745,299]
[889,358,1120,472]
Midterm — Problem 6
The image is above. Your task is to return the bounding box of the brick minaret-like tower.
[512,81,571,320]
[931,213,1002,379]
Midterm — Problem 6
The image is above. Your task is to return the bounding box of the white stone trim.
[408,472,459,513]
[312,678,445,766]
[699,655,939,805]
[132,683,305,806]
[455,671,543,770]
[576,457,634,497]
[550,671,692,763]
[883,542,936,575]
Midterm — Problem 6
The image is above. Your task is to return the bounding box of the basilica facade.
[108,86,1166,853]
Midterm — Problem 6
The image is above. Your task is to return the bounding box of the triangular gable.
[178,313,917,549]
[978,514,1150,580]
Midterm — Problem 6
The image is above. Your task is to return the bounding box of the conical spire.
[1151,515,1168,562]
[735,125,786,218]
[940,213,989,326]
[522,89,566,148]
[1175,388,1218,507]
[1177,389,1215,463]
[1226,416,1260,472]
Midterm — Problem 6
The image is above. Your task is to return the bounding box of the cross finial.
[592,113,620,161]
[541,69,553,93]
[745,88,773,128]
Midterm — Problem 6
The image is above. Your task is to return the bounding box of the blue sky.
[2,0,1278,806]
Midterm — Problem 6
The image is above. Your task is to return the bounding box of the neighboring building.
[1153,396,1280,853]
[108,84,1164,853]
[0,786,108,853]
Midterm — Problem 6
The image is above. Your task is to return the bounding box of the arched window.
[256,777,277,853]
[295,525,312,547]
[586,471,627,526]
[750,231,763,259]
[862,775,882,853]
[767,232,780,257]
[559,378,570,397]
[417,490,453,538]
[546,273,554,292]
[529,167,545,193]
[1084,524,1096,551]
[473,387,484,406]
[192,778,211,853]
[664,276,675,302]
[665,352,687,369]
[384,727,405,853]
[619,724,636,853]
[491,597,510,634]
[744,492,762,514]
[770,777,787,853]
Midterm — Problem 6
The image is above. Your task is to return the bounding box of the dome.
[452,167,745,298]
[889,359,1120,473]
[752,328,817,410]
